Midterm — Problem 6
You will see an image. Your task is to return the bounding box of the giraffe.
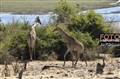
[53,26,87,67]
[27,16,41,61]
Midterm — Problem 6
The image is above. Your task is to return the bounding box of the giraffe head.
[31,16,42,28]
[34,16,42,24]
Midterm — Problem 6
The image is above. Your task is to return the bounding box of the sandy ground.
[0,58,120,79]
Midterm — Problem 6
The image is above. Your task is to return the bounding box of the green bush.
[9,30,28,59]
[0,21,111,62]
[0,23,15,63]
[8,23,98,61]
[0,22,30,63]
[35,25,66,60]
[7,24,66,61]
[68,10,113,39]
[54,0,77,23]
[0,25,6,32]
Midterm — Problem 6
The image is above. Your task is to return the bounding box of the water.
[81,6,120,22]
[0,12,57,25]
[92,6,120,22]
[0,6,120,25]
[102,14,120,22]
[94,6,120,14]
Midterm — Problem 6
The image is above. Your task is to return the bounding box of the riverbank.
[0,0,119,14]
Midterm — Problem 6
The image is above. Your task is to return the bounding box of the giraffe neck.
[58,28,73,41]
[30,26,36,38]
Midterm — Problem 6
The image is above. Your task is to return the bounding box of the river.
[0,6,120,28]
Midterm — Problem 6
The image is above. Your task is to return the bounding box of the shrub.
[35,25,66,60]
[54,0,77,23]
[0,25,6,32]
[68,10,113,39]
[9,30,28,59]
[0,21,65,61]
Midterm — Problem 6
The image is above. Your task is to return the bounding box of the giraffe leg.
[74,52,79,67]
[32,47,34,61]
[63,49,69,67]
[29,47,32,61]
[33,46,36,60]
[28,40,32,61]
[70,52,75,68]
[84,53,88,67]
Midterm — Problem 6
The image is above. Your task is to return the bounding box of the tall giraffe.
[27,16,41,61]
[53,27,87,67]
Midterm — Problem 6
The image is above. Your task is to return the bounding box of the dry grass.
[0,0,118,14]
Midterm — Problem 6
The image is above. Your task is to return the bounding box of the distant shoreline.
[0,6,120,15]
[1,0,119,14]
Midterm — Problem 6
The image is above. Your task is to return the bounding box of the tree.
[68,10,113,39]
[54,0,77,24]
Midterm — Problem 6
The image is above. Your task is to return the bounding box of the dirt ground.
[0,58,120,79]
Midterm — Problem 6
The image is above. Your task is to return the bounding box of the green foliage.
[54,0,77,23]
[0,25,6,31]
[9,30,28,57]
[35,25,66,60]
[0,22,30,63]
[68,10,113,39]
[0,27,13,63]
[1,21,98,61]
[0,21,114,62]
[36,26,60,49]
[2,23,66,61]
